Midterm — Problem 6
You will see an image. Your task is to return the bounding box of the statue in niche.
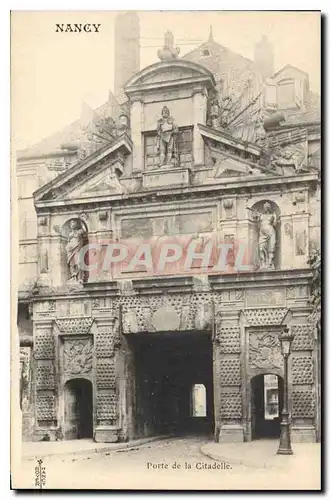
[249,202,279,270]
[209,98,221,128]
[157,106,179,167]
[66,219,88,283]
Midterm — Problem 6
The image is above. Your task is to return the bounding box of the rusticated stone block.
[292,356,313,385]
[96,392,117,421]
[36,391,56,421]
[218,327,240,354]
[220,359,241,386]
[96,360,116,389]
[34,334,55,360]
[292,325,315,351]
[220,393,242,419]
[292,390,315,418]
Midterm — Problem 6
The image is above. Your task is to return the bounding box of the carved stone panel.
[220,359,241,386]
[249,332,283,371]
[63,338,93,376]
[152,306,180,331]
[36,391,56,421]
[218,327,240,354]
[95,327,116,358]
[244,308,288,326]
[292,325,315,351]
[36,361,55,390]
[96,391,117,421]
[96,360,116,389]
[292,390,315,418]
[220,393,242,419]
[56,317,94,335]
[34,334,55,360]
[292,356,313,385]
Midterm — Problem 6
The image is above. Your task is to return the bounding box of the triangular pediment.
[34,134,132,205]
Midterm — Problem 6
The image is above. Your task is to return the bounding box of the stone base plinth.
[94,426,119,443]
[219,424,244,443]
[142,167,190,189]
[291,426,316,443]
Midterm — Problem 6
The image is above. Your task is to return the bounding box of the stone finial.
[157,31,180,61]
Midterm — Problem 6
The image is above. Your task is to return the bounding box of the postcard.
[11,10,321,490]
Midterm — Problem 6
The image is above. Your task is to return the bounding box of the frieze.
[63,338,93,376]
[292,325,314,351]
[292,390,315,419]
[249,331,283,371]
[96,359,116,389]
[246,289,285,307]
[292,356,314,385]
[220,393,242,419]
[220,359,241,386]
[221,289,244,302]
[244,308,288,326]
[56,317,94,335]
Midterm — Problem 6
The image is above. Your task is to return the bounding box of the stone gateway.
[17,18,320,445]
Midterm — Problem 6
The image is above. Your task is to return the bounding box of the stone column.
[130,97,144,172]
[193,87,207,166]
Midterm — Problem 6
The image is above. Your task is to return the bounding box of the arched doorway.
[64,379,93,440]
[251,374,284,439]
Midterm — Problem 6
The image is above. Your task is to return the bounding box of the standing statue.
[66,219,87,282]
[157,106,179,167]
[249,202,279,269]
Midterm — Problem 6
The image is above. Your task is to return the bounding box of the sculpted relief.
[249,332,283,372]
[248,201,280,270]
[63,338,93,376]
[65,219,88,283]
[157,106,179,167]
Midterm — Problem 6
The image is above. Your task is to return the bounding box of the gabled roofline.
[272,64,309,79]
[33,133,132,203]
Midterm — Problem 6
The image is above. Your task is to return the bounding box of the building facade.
[17,22,321,444]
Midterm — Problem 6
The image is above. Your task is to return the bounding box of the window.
[277,79,295,109]
[202,49,211,57]
[144,127,193,170]
[191,384,207,417]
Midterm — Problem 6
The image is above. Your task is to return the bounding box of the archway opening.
[64,378,93,440]
[251,374,284,439]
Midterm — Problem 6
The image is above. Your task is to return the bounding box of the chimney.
[114,12,140,96]
[254,35,274,78]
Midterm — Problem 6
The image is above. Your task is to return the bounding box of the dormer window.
[202,49,211,57]
[277,78,295,109]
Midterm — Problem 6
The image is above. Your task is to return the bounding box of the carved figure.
[157,106,179,166]
[64,339,93,375]
[66,219,87,282]
[157,31,180,61]
[210,98,221,128]
[250,202,279,269]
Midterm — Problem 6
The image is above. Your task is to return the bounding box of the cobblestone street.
[14,437,321,490]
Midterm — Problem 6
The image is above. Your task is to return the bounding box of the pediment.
[65,164,127,200]
[34,134,132,205]
[124,60,215,94]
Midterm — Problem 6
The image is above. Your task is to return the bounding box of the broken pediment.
[208,146,267,179]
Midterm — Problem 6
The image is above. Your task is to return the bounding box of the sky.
[11,11,321,151]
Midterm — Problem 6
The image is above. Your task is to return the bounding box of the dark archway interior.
[129,332,214,439]
[64,378,93,439]
[251,374,284,439]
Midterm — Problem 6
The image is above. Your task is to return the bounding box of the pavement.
[200,438,321,471]
[22,434,174,460]
[13,436,321,490]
